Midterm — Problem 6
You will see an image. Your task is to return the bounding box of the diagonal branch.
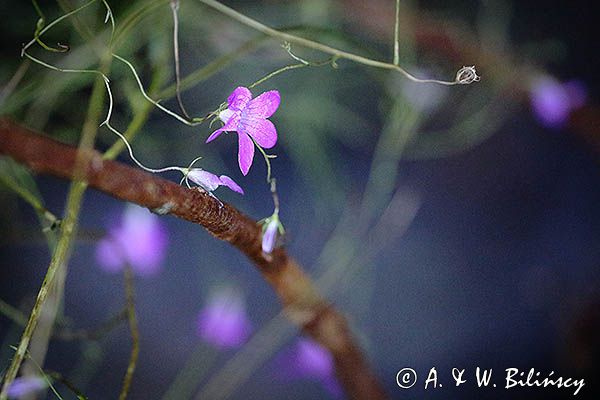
[0,118,387,400]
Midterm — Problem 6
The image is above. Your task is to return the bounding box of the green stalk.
[393,0,400,65]
[197,0,461,85]
[118,267,139,400]
[0,62,109,399]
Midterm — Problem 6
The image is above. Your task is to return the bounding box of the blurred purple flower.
[7,376,47,399]
[186,169,244,194]
[196,287,252,349]
[273,338,342,398]
[206,86,280,175]
[95,204,168,276]
[529,76,587,128]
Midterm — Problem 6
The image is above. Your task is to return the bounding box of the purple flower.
[529,76,588,128]
[273,338,342,398]
[262,215,283,254]
[95,204,169,276]
[196,286,252,349]
[7,376,47,399]
[206,86,280,175]
[261,219,279,254]
[186,169,244,194]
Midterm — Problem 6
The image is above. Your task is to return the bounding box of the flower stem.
[102,66,167,160]
[118,267,139,400]
[170,0,191,120]
[197,0,469,85]
[0,63,109,400]
[393,0,400,65]
[0,299,28,327]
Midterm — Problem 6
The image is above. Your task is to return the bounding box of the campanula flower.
[95,204,169,276]
[185,169,244,195]
[7,376,47,399]
[273,338,342,398]
[529,76,587,128]
[196,286,253,349]
[206,86,280,175]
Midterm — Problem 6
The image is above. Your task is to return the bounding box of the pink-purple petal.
[187,169,222,192]
[246,90,280,118]
[227,86,252,110]
[219,175,244,194]
[206,128,224,143]
[237,131,255,176]
[218,108,236,124]
[239,116,277,149]
[206,113,240,143]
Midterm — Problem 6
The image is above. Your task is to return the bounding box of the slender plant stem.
[112,54,203,126]
[393,0,400,65]
[103,66,167,160]
[0,63,109,399]
[0,121,389,400]
[0,172,58,227]
[248,63,305,89]
[113,0,169,47]
[54,308,128,341]
[358,100,420,226]
[170,0,191,119]
[0,298,126,341]
[0,300,28,327]
[55,0,96,43]
[197,0,464,85]
[45,370,88,400]
[118,267,139,400]
[0,60,30,108]
[160,344,217,400]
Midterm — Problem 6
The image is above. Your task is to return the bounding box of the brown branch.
[0,118,387,400]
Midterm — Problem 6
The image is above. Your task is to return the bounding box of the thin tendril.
[170,0,191,119]
[21,0,97,57]
[248,64,305,89]
[31,0,69,53]
[197,0,475,85]
[100,0,116,46]
[112,53,213,126]
[22,3,187,177]
[248,43,336,89]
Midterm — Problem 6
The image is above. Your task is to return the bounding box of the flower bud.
[262,217,279,254]
[185,169,243,194]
